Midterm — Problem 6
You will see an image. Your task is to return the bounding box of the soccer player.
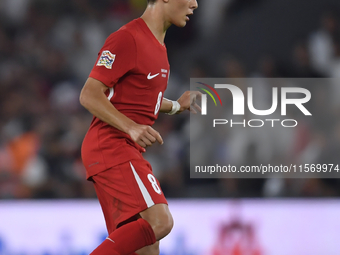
[79,0,199,255]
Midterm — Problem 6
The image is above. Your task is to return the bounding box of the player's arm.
[160,91,202,115]
[79,77,163,148]
[159,98,174,113]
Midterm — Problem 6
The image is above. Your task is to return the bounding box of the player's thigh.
[92,159,168,234]
[135,241,160,255]
[127,159,168,208]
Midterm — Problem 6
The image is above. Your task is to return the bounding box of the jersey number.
[148,174,162,194]
[154,92,163,115]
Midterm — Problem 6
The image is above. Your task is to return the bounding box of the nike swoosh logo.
[147,73,160,80]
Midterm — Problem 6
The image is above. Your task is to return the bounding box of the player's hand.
[177,91,202,114]
[127,123,163,149]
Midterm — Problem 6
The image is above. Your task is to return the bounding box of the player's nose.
[191,0,198,10]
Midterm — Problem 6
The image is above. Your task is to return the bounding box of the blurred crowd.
[0,0,340,199]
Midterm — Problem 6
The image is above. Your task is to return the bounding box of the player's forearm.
[80,78,136,134]
[160,98,173,113]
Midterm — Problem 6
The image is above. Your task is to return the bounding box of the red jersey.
[81,18,170,178]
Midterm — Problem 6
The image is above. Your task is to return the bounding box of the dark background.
[1,0,340,199]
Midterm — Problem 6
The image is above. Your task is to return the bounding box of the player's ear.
[162,0,169,3]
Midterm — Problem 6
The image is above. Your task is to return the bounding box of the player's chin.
[176,20,187,28]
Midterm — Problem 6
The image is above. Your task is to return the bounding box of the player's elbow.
[80,78,108,110]
[79,89,86,107]
[79,87,91,110]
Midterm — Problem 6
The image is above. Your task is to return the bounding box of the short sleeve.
[89,30,136,88]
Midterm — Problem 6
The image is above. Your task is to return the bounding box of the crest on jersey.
[97,50,116,69]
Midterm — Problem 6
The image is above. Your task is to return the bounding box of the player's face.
[166,0,198,27]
